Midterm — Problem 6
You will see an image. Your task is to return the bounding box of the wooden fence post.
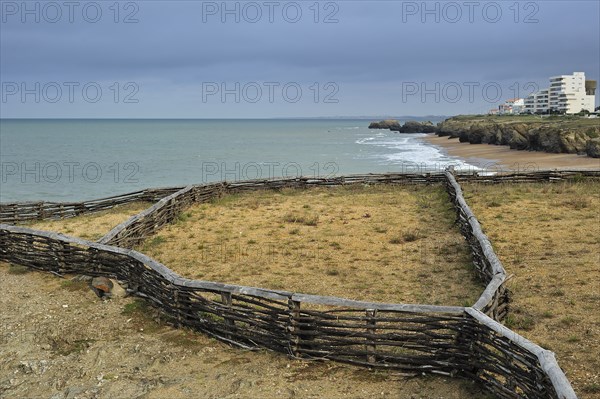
[288,299,301,358]
[366,309,377,364]
[220,292,235,328]
[55,240,69,274]
[173,288,183,327]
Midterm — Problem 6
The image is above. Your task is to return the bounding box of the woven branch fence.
[99,173,446,248]
[97,170,598,321]
[3,170,595,225]
[0,187,183,224]
[445,171,510,321]
[1,170,593,398]
[0,223,577,399]
[455,170,600,184]
[446,169,600,321]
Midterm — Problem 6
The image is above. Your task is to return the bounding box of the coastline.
[424,134,600,172]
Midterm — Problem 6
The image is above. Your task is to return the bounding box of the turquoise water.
[0,119,477,202]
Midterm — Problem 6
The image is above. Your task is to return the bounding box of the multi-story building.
[525,89,549,114]
[525,72,596,114]
[548,72,596,114]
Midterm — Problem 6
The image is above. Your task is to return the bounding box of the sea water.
[0,119,478,202]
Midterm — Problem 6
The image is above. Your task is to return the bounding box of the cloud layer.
[1,1,598,117]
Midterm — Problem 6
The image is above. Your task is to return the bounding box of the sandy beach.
[424,135,600,172]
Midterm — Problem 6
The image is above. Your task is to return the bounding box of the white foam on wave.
[355,132,482,171]
[355,137,376,144]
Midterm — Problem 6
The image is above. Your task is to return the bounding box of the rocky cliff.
[369,120,437,133]
[436,116,600,158]
[368,119,401,130]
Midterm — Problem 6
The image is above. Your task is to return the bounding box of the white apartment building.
[525,72,596,114]
[548,72,596,114]
[525,89,549,114]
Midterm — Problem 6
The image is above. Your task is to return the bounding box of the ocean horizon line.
[0,116,450,121]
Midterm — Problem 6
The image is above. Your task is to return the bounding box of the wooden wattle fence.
[99,173,446,248]
[0,224,577,398]
[445,171,510,321]
[1,170,593,399]
[0,187,182,224]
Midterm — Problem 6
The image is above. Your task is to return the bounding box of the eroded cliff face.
[437,117,600,158]
[368,120,437,133]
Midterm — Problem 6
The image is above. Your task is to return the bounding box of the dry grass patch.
[463,180,600,397]
[138,184,481,306]
[24,202,151,241]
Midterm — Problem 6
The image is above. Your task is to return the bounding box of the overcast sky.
[1,0,598,118]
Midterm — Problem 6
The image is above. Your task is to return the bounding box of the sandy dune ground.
[0,264,491,399]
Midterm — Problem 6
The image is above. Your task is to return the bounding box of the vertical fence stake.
[366,309,377,365]
[56,240,69,274]
[173,288,183,327]
[289,299,301,358]
[221,292,235,328]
